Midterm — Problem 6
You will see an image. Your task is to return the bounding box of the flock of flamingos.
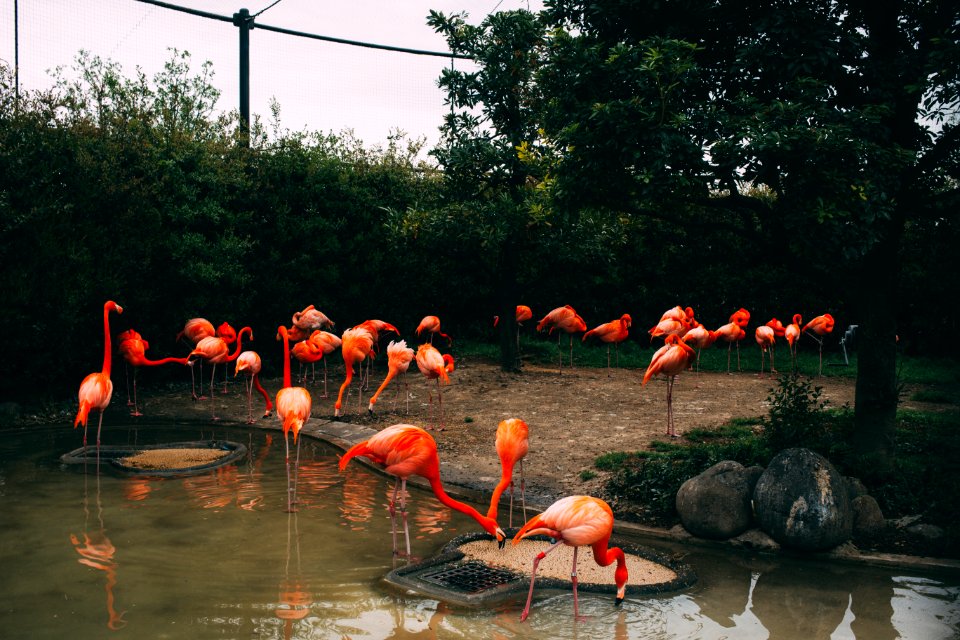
[71,300,835,621]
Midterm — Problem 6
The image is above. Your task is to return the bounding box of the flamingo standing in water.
[234,351,274,423]
[803,313,835,376]
[276,326,313,511]
[536,305,587,372]
[784,314,802,371]
[416,343,455,431]
[368,340,415,414]
[755,325,776,377]
[583,314,632,370]
[513,495,627,622]
[335,327,375,417]
[338,424,505,557]
[487,418,529,528]
[75,301,123,449]
[118,330,189,416]
[642,334,695,437]
[416,315,452,346]
[188,327,252,421]
[176,317,215,399]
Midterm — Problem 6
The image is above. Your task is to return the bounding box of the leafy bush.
[762,371,835,453]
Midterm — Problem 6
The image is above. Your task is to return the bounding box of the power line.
[253,0,284,18]
[132,0,472,59]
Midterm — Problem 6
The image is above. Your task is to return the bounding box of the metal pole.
[233,8,253,143]
[14,0,20,106]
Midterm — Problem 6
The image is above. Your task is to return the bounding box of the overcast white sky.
[1,0,542,155]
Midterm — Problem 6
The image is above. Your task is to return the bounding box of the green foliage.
[762,371,834,453]
[579,470,597,481]
[598,420,771,524]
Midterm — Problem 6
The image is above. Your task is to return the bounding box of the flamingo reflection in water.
[69,465,127,630]
[275,509,312,639]
[339,465,377,529]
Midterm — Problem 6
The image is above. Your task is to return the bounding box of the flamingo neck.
[101,303,114,377]
[487,464,515,518]
[591,537,626,573]
[427,476,491,531]
[280,328,292,388]
[227,327,252,362]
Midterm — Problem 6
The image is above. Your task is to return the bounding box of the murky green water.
[0,423,957,639]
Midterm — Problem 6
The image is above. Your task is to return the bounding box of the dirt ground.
[114,355,942,509]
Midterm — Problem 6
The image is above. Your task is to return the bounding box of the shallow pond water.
[0,423,957,639]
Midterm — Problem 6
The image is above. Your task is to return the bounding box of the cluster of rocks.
[674,448,948,556]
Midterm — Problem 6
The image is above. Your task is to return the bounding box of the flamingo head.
[105,300,123,315]
[217,322,237,344]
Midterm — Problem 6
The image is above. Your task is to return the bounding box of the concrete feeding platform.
[383,530,696,607]
[60,440,247,477]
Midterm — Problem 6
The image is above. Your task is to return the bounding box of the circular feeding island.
[384,531,695,608]
[60,440,247,477]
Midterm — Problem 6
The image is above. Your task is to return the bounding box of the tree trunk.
[851,216,903,473]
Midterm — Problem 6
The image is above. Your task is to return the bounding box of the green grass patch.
[909,387,960,404]
[579,470,597,481]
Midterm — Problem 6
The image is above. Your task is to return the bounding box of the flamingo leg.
[209,364,219,421]
[557,333,563,374]
[245,375,254,424]
[569,334,575,368]
[520,539,563,622]
[571,546,585,622]
[727,343,732,374]
[519,459,528,523]
[771,346,777,374]
[131,369,143,417]
[124,363,133,406]
[736,341,742,371]
[189,361,199,401]
[437,379,445,431]
[399,478,412,557]
[96,410,105,448]
[322,359,329,398]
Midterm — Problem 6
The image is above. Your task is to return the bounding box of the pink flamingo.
[276,326,312,511]
[176,317,215,400]
[352,319,399,389]
[642,334,695,437]
[338,424,505,557]
[334,327,375,417]
[118,330,189,416]
[75,301,123,449]
[234,351,274,423]
[487,418,530,528]
[682,325,718,373]
[416,315,452,346]
[583,314,632,369]
[292,304,335,332]
[367,339,415,414]
[803,313,836,376]
[536,305,587,372]
[513,495,627,622]
[307,330,341,398]
[715,321,747,373]
[416,343,455,431]
[755,325,776,377]
[784,314,802,371]
[188,327,252,421]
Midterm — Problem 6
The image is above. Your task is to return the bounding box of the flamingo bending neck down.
[416,315,452,346]
[188,327,252,421]
[487,418,530,528]
[368,339,415,414]
[338,424,505,557]
[75,301,123,449]
[276,327,313,510]
[784,314,802,372]
[755,325,776,378]
[513,495,627,622]
[335,327,375,417]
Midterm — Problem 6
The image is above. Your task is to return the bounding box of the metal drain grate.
[419,561,519,594]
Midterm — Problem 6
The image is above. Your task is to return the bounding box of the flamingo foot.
[130,410,143,417]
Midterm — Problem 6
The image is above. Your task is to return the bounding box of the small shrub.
[579,470,597,481]
[762,371,832,453]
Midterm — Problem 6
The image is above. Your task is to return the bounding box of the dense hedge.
[0,59,955,403]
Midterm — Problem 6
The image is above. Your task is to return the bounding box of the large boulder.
[753,448,853,551]
[676,461,762,539]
